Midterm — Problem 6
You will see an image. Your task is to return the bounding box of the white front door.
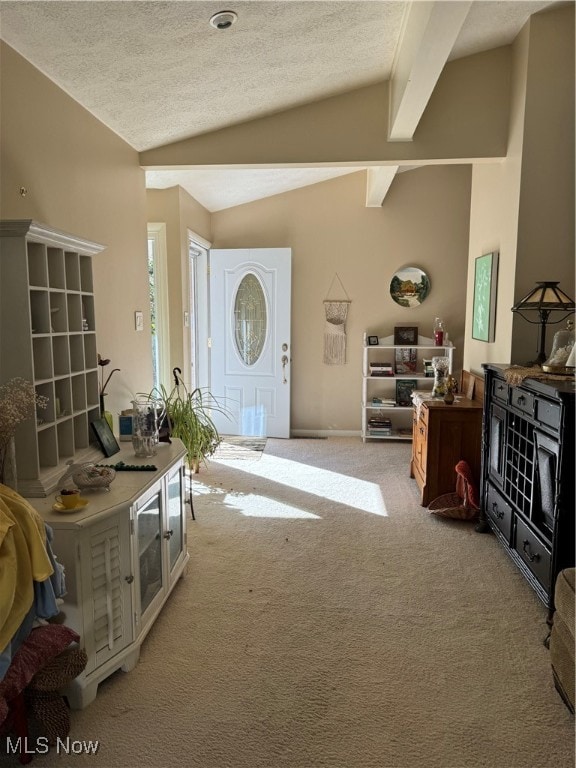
[209,248,291,438]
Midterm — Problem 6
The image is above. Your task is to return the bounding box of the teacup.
[55,489,81,509]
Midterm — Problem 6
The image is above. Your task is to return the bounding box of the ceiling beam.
[365,166,399,207]
[388,1,472,142]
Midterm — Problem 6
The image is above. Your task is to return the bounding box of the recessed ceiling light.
[209,11,238,30]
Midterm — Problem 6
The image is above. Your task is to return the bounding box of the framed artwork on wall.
[367,335,380,346]
[472,251,499,342]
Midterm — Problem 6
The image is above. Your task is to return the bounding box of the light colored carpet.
[212,436,267,460]
[17,438,575,767]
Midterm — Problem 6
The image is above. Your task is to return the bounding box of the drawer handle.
[492,502,504,520]
[419,427,424,435]
[522,539,540,563]
[497,384,505,392]
[125,575,134,584]
[163,529,174,540]
[517,395,525,405]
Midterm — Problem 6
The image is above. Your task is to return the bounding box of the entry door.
[209,248,291,438]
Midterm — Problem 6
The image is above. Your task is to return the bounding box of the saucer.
[52,498,89,513]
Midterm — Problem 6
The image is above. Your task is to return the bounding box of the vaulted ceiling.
[0,1,559,210]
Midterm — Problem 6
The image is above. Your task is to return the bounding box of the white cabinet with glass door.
[133,460,187,637]
[31,440,188,709]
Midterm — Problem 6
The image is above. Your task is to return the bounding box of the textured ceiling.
[0,0,559,210]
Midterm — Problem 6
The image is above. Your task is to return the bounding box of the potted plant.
[146,375,227,473]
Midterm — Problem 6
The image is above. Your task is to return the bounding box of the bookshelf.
[361,333,454,441]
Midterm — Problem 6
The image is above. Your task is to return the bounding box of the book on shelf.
[423,358,434,377]
[395,347,417,374]
[371,398,396,406]
[368,418,392,428]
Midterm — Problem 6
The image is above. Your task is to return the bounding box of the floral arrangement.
[0,378,48,485]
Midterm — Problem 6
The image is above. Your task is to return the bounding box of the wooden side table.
[410,397,483,506]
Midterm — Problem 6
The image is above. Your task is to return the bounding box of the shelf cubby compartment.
[27,242,48,287]
[54,378,72,419]
[86,371,99,409]
[69,334,85,373]
[52,335,70,377]
[36,381,56,423]
[65,251,81,291]
[80,256,94,293]
[81,295,95,332]
[57,419,75,459]
[47,248,65,289]
[83,333,97,369]
[38,425,59,468]
[71,373,87,413]
[30,290,51,334]
[49,292,68,333]
[33,337,53,381]
[74,414,90,449]
[66,293,83,333]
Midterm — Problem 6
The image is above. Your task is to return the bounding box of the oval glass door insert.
[234,273,267,365]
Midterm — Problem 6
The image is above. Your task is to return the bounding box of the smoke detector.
[209,10,238,30]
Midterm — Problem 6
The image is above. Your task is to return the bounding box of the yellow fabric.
[0,484,53,650]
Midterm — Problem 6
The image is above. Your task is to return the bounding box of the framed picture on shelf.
[396,379,418,407]
[367,335,380,346]
[395,347,417,374]
[91,417,120,458]
[472,251,499,342]
[394,326,418,345]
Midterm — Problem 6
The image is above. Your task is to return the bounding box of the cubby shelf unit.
[0,220,105,496]
[362,333,454,441]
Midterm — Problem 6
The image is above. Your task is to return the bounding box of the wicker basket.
[72,463,116,491]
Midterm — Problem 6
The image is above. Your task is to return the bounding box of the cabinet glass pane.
[167,469,183,572]
[234,273,267,366]
[138,493,163,614]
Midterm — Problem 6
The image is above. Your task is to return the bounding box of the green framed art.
[472,252,499,342]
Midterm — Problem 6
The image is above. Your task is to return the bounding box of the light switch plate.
[135,311,144,331]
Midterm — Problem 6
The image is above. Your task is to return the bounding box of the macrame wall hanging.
[323,273,351,365]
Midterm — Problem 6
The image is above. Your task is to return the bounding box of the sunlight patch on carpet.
[192,480,321,519]
[211,452,388,517]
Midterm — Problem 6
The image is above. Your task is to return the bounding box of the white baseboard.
[289,429,360,438]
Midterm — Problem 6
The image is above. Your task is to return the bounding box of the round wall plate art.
[390,266,431,307]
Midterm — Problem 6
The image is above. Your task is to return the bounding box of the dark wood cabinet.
[480,364,575,615]
[410,397,483,506]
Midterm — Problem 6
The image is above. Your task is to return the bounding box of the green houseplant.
[146,376,227,473]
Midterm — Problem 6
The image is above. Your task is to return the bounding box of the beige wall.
[512,5,575,365]
[464,23,529,374]
[0,41,152,424]
[147,187,212,388]
[465,5,575,372]
[142,47,511,169]
[211,166,471,432]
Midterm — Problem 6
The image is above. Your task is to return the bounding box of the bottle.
[433,317,444,346]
